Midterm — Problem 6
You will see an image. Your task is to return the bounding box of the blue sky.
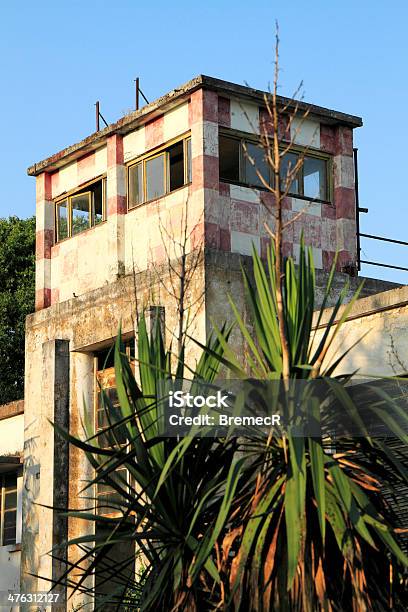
[0,0,406,282]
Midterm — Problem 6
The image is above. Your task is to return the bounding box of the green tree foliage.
[0,216,35,403]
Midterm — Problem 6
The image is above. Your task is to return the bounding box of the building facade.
[0,400,24,594]
[15,75,402,607]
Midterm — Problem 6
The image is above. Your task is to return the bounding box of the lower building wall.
[312,285,408,377]
[22,255,206,607]
[0,547,21,591]
[21,246,401,608]
[204,249,399,365]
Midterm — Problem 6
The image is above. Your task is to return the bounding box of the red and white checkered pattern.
[34,87,358,310]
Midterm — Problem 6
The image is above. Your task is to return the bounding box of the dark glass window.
[244,142,269,187]
[1,473,17,546]
[219,131,330,202]
[219,135,240,182]
[146,154,166,201]
[94,341,135,517]
[92,181,104,225]
[280,152,300,195]
[168,141,184,191]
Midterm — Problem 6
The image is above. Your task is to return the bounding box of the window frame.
[54,176,107,243]
[0,472,18,547]
[127,133,192,210]
[218,128,333,204]
[93,342,135,519]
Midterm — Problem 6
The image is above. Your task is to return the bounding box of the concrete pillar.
[21,339,70,602]
[52,341,70,603]
[67,351,95,611]
[107,134,126,280]
[35,172,54,310]
[333,126,357,272]
[189,89,220,345]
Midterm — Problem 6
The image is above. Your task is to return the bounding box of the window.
[244,142,269,188]
[280,152,328,201]
[0,473,17,546]
[219,135,240,182]
[146,153,166,201]
[280,152,299,195]
[55,178,106,242]
[94,341,135,517]
[219,132,330,202]
[128,136,191,209]
[303,156,327,200]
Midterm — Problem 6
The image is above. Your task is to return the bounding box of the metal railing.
[359,233,408,272]
[354,148,408,273]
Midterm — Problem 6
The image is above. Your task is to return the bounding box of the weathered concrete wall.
[0,413,24,455]
[22,254,206,605]
[312,285,408,377]
[205,249,399,362]
[0,547,21,591]
[0,403,24,594]
[36,99,204,310]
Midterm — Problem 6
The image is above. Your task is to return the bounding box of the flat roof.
[0,399,24,421]
[27,74,363,177]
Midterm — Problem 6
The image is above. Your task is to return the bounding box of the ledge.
[0,399,24,421]
[27,75,363,177]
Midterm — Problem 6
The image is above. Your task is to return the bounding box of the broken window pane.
[303,156,327,200]
[145,154,165,201]
[129,162,143,208]
[280,152,299,195]
[56,199,68,241]
[71,192,91,235]
[168,141,184,191]
[244,142,269,187]
[219,135,240,182]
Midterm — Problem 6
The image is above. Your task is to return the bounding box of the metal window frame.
[127,132,192,211]
[241,140,272,188]
[55,198,69,243]
[128,162,144,209]
[144,151,167,203]
[71,191,92,236]
[93,343,135,518]
[0,472,17,547]
[218,128,333,204]
[283,148,331,203]
[184,137,192,184]
[54,176,107,243]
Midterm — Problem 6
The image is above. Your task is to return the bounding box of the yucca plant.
[52,314,252,610]
[54,241,408,612]
[186,242,408,611]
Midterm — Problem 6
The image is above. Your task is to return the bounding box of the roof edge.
[28,74,363,177]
